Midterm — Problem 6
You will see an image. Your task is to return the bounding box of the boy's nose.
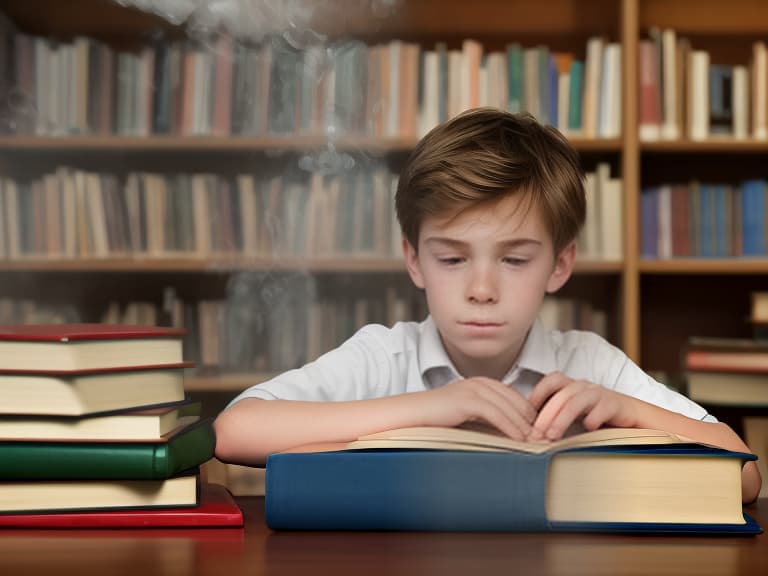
[466,267,498,303]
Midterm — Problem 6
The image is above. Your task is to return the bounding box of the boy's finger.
[528,371,569,409]
[481,378,537,423]
[476,403,528,440]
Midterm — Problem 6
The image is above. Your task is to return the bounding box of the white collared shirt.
[228,316,715,423]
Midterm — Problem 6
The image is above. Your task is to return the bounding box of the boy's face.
[403,193,575,380]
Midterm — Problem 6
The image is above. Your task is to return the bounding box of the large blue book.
[265,427,761,534]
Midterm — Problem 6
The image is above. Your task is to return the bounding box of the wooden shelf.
[640,0,768,34]
[185,372,275,392]
[0,257,622,274]
[641,139,768,153]
[639,259,768,275]
[0,135,622,153]
[0,257,408,273]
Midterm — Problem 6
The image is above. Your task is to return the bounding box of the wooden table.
[1,498,767,576]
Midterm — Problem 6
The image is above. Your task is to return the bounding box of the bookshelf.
[0,0,766,389]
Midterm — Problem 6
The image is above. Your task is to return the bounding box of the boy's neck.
[443,336,527,383]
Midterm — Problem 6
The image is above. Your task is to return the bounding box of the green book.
[568,60,584,131]
[0,418,214,480]
[506,43,523,114]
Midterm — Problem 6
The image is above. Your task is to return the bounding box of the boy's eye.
[437,257,464,265]
[502,257,529,266]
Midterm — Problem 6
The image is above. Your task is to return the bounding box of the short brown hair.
[395,108,586,254]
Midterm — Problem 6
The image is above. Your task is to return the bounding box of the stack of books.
[685,328,768,498]
[0,323,242,527]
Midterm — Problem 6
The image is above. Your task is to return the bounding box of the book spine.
[265,450,551,531]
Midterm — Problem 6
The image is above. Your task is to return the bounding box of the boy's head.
[395,109,587,379]
[395,108,586,255]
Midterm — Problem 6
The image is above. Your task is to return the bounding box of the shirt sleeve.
[225,325,394,407]
[593,338,718,423]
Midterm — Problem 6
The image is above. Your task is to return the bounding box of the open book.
[347,425,692,453]
[267,425,760,533]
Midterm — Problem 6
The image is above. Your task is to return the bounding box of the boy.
[214,108,761,502]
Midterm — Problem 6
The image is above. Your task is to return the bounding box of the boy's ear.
[402,238,425,289]
[546,241,576,293]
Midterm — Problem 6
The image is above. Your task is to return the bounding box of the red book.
[0,324,186,372]
[0,323,185,342]
[686,338,768,373]
[0,483,243,528]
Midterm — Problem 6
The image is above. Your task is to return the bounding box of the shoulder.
[539,326,631,386]
[546,327,625,362]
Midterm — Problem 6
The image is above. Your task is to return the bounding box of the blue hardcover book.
[698,184,714,258]
[640,188,656,258]
[265,427,761,534]
[742,180,766,256]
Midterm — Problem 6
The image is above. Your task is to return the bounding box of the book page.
[351,426,687,454]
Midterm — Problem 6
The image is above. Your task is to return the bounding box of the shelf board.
[0,135,622,153]
[639,259,768,274]
[0,257,622,274]
[185,372,275,392]
[0,256,408,273]
[0,135,415,153]
[574,260,624,274]
[641,139,768,153]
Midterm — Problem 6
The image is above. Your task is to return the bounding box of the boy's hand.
[527,372,639,441]
[423,377,537,440]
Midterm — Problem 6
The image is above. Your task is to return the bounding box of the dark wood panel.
[641,0,768,34]
[640,274,768,373]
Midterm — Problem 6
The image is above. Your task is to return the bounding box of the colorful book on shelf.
[0,482,242,528]
[0,363,191,416]
[0,417,215,480]
[0,398,201,440]
[0,323,186,372]
[265,426,760,534]
[0,468,200,514]
[686,337,768,372]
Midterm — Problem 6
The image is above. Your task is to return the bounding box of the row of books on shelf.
[640,180,768,259]
[639,29,768,142]
[0,166,401,261]
[0,323,243,527]
[2,26,620,139]
[0,163,622,262]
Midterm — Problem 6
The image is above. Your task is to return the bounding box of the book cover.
[0,364,191,416]
[0,483,242,528]
[0,417,215,480]
[0,398,200,440]
[0,469,200,514]
[0,324,185,342]
[265,427,761,534]
[0,324,186,372]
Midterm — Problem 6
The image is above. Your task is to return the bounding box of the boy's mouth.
[460,321,504,327]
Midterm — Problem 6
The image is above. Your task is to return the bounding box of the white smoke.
[114,0,400,46]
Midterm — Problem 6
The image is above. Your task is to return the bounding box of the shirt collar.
[512,318,558,377]
[417,316,557,382]
[418,316,460,379]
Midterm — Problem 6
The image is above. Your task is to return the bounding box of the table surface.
[0,497,767,576]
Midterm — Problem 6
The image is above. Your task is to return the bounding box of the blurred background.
[0,0,767,495]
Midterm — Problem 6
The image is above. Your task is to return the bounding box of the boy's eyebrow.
[424,237,543,249]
